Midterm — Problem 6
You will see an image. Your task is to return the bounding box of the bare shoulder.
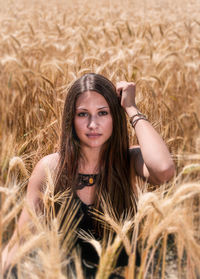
[36,152,60,172]
[28,152,60,192]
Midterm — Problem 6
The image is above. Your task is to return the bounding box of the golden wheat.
[1,0,200,278]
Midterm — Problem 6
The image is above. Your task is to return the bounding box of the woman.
[2,73,175,276]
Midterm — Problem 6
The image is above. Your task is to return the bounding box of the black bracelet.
[129,112,148,128]
[129,111,147,123]
[131,116,148,128]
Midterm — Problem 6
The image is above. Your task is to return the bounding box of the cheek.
[74,118,84,136]
[105,117,113,136]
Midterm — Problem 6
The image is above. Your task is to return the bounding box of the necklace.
[77,173,99,190]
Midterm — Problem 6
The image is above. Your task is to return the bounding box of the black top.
[74,197,129,267]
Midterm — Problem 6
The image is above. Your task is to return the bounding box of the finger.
[116,81,127,88]
[116,81,128,96]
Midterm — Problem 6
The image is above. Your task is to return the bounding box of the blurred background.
[0,0,200,278]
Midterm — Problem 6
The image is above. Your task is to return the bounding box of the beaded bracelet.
[129,111,148,128]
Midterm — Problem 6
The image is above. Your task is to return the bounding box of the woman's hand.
[116,81,175,184]
[116,81,137,114]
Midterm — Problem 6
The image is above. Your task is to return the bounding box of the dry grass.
[0,0,200,278]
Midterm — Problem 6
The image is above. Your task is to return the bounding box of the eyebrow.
[76,106,109,110]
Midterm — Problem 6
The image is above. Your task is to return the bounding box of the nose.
[87,115,98,129]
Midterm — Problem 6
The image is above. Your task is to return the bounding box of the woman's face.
[74,91,113,150]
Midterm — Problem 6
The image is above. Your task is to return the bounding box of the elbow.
[155,161,176,184]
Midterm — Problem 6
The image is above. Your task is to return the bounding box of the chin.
[87,143,104,148]
[82,140,105,149]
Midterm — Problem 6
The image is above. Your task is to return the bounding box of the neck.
[79,146,101,173]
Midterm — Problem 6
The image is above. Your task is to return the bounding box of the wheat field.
[0,0,200,278]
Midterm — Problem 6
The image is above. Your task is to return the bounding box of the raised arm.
[116,81,175,185]
[2,153,59,273]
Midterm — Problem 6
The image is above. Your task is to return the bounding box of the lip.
[86,133,102,138]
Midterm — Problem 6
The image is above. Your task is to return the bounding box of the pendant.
[89,177,94,184]
[77,173,99,189]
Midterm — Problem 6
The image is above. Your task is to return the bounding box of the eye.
[77,112,88,117]
[98,110,108,116]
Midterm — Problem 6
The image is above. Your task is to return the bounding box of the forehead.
[76,91,109,107]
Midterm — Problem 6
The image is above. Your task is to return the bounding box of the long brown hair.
[55,73,135,218]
